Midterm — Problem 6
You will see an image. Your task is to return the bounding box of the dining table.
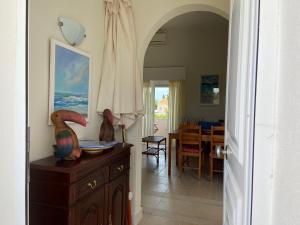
[168,130,211,176]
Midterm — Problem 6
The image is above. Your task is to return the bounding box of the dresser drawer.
[74,167,108,201]
[109,157,130,180]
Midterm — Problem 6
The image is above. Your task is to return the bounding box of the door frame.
[18,1,278,225]
[251,0,279,224]
[0,0,27,225]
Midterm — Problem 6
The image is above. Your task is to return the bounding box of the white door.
[223,0,259,224]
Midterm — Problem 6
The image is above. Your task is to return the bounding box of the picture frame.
[200,74,220,105]
[49,39,91,124]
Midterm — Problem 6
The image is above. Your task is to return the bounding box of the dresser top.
[30,143,132,174]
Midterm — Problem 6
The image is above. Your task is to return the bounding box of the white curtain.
[168,80,185,132]
[96,0,143,128]
[142,81,155,137]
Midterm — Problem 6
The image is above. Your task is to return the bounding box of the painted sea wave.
[54,92,88,117]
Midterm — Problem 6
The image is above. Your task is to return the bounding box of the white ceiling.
[161,11,228,30]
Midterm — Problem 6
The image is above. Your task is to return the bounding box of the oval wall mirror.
[58,17,86,46]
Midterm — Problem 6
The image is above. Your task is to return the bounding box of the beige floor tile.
[140,214,181,225]
[140,146,223,225]
[141,194,162,208]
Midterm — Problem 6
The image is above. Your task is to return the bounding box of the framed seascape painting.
[200,74,220,105]
[49,39,91,124]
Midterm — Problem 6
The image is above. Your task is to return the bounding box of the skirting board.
[133,207,143,225]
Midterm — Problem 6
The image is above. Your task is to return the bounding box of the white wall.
[144,67,186,81]
[0,0,26,224]
[144,24,228,121]
[29,0,105,161]
[28,1,229,224]
[271,0,300,224]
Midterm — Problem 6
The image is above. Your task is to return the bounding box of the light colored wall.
[0,0,26,224]
[144,25,228,121]
[29,0,104,161]
[271,0,300,224]
[28,0,229,224]
[144,67,186,80]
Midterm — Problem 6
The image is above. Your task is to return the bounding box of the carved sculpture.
[51,110,86,160]
[99,109,115,142]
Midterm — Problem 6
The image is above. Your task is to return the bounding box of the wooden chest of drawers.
[29,143,132,225]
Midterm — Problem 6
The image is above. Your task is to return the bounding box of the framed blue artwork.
[200,74,220,105]
[49,39,91,124]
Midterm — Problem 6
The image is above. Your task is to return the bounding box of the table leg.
[157,142,160,164]
[147,142,149,158]
[164,138,167,160]
[176,140,179,167]
[168,137,172,176]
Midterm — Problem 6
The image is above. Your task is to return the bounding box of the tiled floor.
[139,144,223,225]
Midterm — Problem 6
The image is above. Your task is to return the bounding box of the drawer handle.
[117,165,124,172]
[87,180,97,189]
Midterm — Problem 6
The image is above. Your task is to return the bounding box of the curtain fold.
[168,80,185,132]
[142,81,155,137]
[96,0,143,128]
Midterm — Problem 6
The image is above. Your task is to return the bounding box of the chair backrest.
[179,123,201,148]
[210,126,225,151]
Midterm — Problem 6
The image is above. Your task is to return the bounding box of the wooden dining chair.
[179,123,203,178]
[209,126,225,181]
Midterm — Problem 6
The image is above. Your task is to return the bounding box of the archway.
[135,4,229,224]
[139,4,228,61]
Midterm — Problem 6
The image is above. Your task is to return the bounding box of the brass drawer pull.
[87,180,97,189]
[117,165,124,172]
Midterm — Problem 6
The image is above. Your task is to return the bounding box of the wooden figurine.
[51,110,87,160]
[99,109,115,142]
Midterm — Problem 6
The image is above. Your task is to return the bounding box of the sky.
[155,87,169,101]
[55,45,89,94]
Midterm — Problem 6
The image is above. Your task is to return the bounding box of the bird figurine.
[99,109,115,142]
[51,110,87,160]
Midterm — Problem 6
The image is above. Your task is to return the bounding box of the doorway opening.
[25,1,260,224]
[154,85,169,137]
[140,11,228,225]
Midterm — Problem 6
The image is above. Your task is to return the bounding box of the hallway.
[139,148,223,225]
